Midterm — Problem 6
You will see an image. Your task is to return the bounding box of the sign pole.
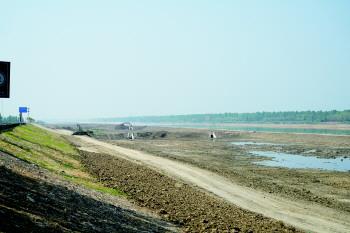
[18,107,28,124]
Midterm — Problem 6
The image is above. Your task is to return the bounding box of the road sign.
[0,61,10,98]
[19,107,28,113]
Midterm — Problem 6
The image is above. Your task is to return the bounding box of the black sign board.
[0,61,10,98]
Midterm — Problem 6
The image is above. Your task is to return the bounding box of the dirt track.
[48,126,350,233]
[80,150,299,232]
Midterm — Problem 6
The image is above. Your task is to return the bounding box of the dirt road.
[46,126,350,233]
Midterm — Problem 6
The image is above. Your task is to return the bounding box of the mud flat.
[74,124,350,214]
[132,123,350,135]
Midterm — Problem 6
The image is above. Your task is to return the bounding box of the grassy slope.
[0,124,124,196]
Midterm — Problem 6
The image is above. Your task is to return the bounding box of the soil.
[61,133,349,233]
[44,124,350,232]
[79,150,300,233]
[98,126,350,214]
[0,151,177,233]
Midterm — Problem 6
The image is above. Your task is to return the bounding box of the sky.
[0,0,349,120]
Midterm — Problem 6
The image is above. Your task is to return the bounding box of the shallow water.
[250,151,350,172]
[232,141,280,146]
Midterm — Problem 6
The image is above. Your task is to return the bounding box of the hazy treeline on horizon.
[0,115,19,124]
[98,110,350,124]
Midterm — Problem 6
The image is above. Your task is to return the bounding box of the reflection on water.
[250,151,350,172]
[232,141,280,146]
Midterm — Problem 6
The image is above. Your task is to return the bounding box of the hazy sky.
[1,0,349,120]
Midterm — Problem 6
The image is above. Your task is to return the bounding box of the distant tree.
[0,115,19,124]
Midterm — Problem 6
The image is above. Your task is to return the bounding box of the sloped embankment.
[0,125,176,232]
[0,124,123,196]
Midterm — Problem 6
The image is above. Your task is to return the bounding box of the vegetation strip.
[79,150,301,233]
[0,125,124,197]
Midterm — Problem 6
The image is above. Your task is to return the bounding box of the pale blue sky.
[0,0,349,120]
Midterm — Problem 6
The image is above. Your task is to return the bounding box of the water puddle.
[249,151,350,172]
[232,141,280,146]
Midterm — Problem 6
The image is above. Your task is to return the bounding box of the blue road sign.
[19,107,28,113]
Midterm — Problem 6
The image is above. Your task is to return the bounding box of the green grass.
[9,124,77,154]
[0,124,125,197]
[63,175,124,196]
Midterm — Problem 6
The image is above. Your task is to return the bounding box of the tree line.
[107,110,350,124]
[0,114,19,124]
